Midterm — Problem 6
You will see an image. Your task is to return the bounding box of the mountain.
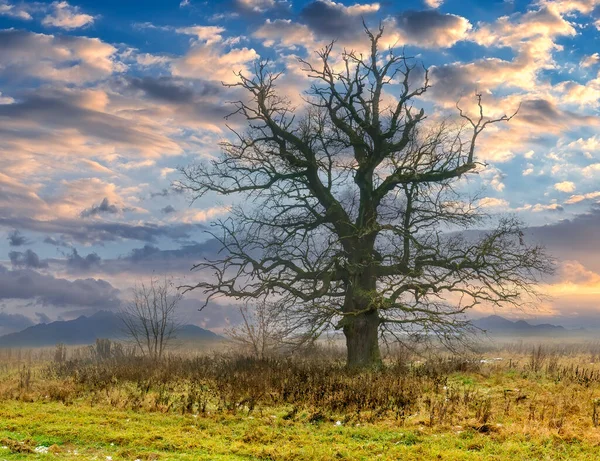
[0,310,220,348]
[472,315,569,336]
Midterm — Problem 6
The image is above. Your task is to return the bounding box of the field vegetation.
[3,339,600,460]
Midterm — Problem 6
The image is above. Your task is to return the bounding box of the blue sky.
[1,0,600,333]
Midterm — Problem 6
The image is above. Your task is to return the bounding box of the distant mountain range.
[472,315,575,336]
[0,310,221,348]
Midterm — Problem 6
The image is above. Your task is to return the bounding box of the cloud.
[544,0,600,15]
[0,311,34,335]
[424,0,443,7]
[0,91,13,104]
[0,1,32,20]
[172,206,231,224]
[176,25,226,42]
[0,89,182,172]
[95,240,224,276]
[471,5,575,49]
[9,249,48,269]
[517,202,564,212]
[7,229,28,246]
[392,10,471,48]
[128,76,203,103]
[582,163,600,177]
[460,98,600,165]
[0,268,121,309]
[566,136,600,156]
[124,75,224,109]
[43,236,71,248]
[161,205,176,214]
[477,197,509,209]
[557,260,600,286]
[429,4,580,105]
[123,240,219,263]
[299,0,380,41]
[42,1,96,30]
[555,79,600,107]
[235,0,278,13]
[581,53,600,68]
[135,52,171,67]
[0,30,122,84]
[254,19,316,48]
[80,197,119,218]
[528,206,600,272]
[65,248,101,271]
[35,311,51,323]
[554,181,576,193]
[0,175,143,231]
[565,191,600,204]
[150,188,170,198]
[0,216,199,245]
[113,75,237,133]
[171,28,258,84]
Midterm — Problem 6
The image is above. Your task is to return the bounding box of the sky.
[1,0,600,335]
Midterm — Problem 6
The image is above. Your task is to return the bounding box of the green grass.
[4,345,600,460]
[1,400,600,460]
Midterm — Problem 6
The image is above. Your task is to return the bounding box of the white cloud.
[582,163,600,177]
[236,0,277,12]
[135,53,171,67]
[523,167,534,176]
[0,30,123,84]
[171,206,231,223]
[171,29,258,83]
[160,168,176,178]
[42,1,95,30]
[0,91,14,104]
[478,197,509,208]
[342,2,380,15]
[566,136,600,157]
[516,202,564,212]
[254,19,316,48]
[581,52,600,68]
[555,79,600,107]
[176,25,226,43]
[554,181,576,193]
[0,1,32,20]
[565,191,600,204]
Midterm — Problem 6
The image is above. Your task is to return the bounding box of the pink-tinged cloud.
[42,1,96,30]
[0,30,122,83]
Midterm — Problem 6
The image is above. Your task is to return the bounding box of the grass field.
[3,341,600,460]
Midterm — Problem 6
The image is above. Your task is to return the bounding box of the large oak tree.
[179,28,553,368]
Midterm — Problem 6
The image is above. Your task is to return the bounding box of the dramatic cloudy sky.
[1,0,600,334]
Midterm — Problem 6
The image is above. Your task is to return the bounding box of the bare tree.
[178,27,554,368]
[120,277,183,360]
[225,300,315,358]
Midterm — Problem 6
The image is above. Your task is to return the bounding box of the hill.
[472,315,569,336]
[0,310,220,348]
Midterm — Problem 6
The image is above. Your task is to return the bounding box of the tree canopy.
[179,27,554,368]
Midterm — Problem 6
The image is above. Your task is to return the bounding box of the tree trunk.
[342,235,382,368]
[343,308,382,369]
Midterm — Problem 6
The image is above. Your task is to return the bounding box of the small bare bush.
[225,300,314,359]
[120,277,182,360]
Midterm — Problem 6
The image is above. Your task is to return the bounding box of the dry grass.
[3,339,600,459]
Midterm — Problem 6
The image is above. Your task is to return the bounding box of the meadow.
[3,340,600,460]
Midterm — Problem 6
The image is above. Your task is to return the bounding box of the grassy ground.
[3,399,600,461]
[3,344,600,460]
